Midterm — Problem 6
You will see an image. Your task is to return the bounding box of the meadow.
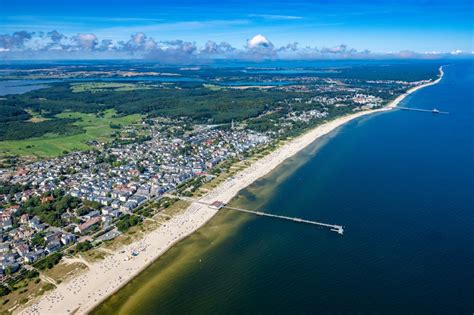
[70,82,158,93]
[0,110,142,158]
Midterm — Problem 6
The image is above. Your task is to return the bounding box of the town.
[0,117,273,281]
[0,81,426,288]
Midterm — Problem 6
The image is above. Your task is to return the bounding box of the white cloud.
[73,33,98,50]
[0,30,470,62]
[424,51,442,55]
[247,34,273,49]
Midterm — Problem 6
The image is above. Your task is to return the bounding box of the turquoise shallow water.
[94,61,473,314]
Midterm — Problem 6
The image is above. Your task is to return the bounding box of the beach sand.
[17,66,443,315]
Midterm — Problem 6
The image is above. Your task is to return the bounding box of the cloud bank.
[0,31,470,62]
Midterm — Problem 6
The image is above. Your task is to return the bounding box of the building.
[209,201,225,210]
[75,217,101,234]
[61,233,76,245]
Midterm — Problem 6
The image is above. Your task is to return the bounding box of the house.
[120,201,137,212]
[102,215,113,225]
[83,210,100,220]
[98,197,112,206]
[21,190,34,201]
[43,231,61,243]
[29,216,41,227]
[110,210,122,218]
[24,253,39,264]
[24,249,45,263]
[129,194,147,204]
[45,241,61,254]
[75,217,101,234]
[15,243,29,257]
[136,186,150,197]
[111,200,121,209]
[118,192,130,202]
[20,214,30,224]
[29,217,46,231]
[0,243,9,253]
[61,233,76,245]
[101,206,114,216]
[1,262,19,274]
[0,212,11,222]
[0,219,12,231]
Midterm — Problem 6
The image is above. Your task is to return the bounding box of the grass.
[203,84,224,91]
[43,262,88,283]
[81,249,109,263]
[0,278,52,314]
[70,82,157,93]
[0,109,142,158]
[162,200,190,217]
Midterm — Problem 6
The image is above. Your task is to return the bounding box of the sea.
[93,61,473,314]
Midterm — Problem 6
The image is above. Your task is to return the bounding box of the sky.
[0,0,473,61]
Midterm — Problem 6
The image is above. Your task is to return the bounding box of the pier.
[397,106,449,114]
[166,194,344,235]
[222,205,344,234]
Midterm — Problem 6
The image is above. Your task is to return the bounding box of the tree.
[75,241,93,252]
[0,285,11,297]
[31,232,46,247]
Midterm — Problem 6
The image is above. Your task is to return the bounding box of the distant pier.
[397,106,449,114]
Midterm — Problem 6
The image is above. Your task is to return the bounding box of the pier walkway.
[166,194,344,235]
[397,106,449,114]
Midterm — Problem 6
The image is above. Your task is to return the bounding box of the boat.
[432,108,440,113]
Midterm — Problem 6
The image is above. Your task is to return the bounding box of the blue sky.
[1,0,472,60]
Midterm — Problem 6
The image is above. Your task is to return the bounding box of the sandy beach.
[17,66,443,315]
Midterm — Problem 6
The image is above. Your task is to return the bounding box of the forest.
[0,83,293,141]
[0,62,440,143]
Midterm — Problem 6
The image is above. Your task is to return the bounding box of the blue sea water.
[94,61,473,314]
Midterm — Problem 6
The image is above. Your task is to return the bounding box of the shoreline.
[18,66,444,315]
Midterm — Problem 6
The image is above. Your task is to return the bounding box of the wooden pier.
[167,194,344,235]
[222,205,344,234]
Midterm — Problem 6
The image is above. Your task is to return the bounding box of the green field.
[0,110,142,158]
[203,84,225,91]
[70,82,158,93]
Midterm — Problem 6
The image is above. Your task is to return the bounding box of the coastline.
[18,66,444,315]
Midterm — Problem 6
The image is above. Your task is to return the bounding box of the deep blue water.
[0,79,58,96]
[94,62,473,314]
